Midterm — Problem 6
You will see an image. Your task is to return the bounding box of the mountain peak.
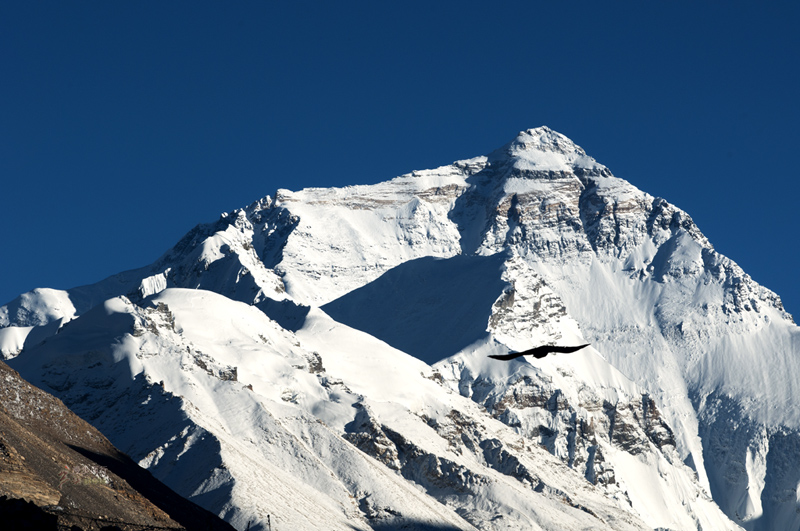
[488,126,604,173]
[511,126,576,151]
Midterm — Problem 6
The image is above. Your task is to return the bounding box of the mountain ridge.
[2,126,798,530]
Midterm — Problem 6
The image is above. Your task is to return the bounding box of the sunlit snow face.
[503,128,604,173]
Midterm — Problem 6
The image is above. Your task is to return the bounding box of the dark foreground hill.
[0,360,234,531]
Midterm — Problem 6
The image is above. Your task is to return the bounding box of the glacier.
[3,126,799,530]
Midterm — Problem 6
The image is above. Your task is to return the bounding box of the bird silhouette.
[488,343,590,361]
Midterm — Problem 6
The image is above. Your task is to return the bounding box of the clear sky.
[2,2,799,318]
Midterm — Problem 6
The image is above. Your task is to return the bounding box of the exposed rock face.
[434,354,683,508]
[0,432,61,506]
[344,402,402,471]
[340,390,654,530]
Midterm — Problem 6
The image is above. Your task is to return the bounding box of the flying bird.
[489,344,590,361]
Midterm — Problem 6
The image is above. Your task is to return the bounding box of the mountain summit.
[2,128,798,530]
[490,126,604,172]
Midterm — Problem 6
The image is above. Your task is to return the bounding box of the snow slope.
[4,126,796,529]
[10,288,689,530]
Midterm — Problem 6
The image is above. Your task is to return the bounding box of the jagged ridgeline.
[2,127,799,531]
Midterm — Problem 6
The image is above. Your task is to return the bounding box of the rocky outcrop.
[436,358,683,504]
[0,360,234,531]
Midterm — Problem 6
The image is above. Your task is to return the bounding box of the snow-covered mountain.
[3,127,798,530]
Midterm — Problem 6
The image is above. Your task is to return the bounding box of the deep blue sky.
[2,2,798,318]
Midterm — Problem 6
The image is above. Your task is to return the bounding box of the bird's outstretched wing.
[489,343,590,361]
